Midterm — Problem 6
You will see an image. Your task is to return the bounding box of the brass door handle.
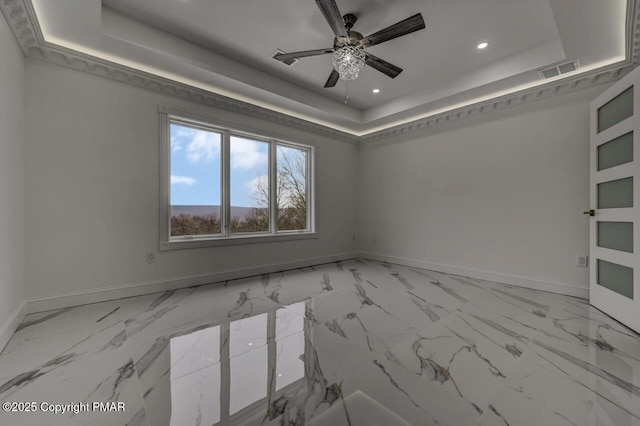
[583,209,595,216]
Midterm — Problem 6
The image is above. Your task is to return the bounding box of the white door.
[589,66,640,334]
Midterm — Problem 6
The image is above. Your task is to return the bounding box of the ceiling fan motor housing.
[334,14,362,46]
[334,30,363,48]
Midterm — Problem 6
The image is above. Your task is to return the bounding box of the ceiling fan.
[274,0,426,88]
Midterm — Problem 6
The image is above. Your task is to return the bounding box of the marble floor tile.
[2,259,639,426]
[345,271,411,306]
[0,343,148,426]
[0,314,128,380]
[381,292,455,330]
[338,356,446,426]
[542,297,640,365]
[287,287,371,325]
[483,281,570,313]
[252,269,336,306]
[381,309,530,426]
[307,390,410,426]
[323,301,419,355]
[124,284,280,346]
[402,267,488,308]
[132,298,376,426]
[478,353,640,426]
[456,291,550,343]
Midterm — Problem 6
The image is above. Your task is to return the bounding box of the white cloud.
[231,138,268,170]
[245,175,269,206]
[246,175,266,192]
[186,131,220,163]
[171,175,197,186]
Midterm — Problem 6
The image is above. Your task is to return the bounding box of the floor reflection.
[4,259,639,426]
[160,301,308,425]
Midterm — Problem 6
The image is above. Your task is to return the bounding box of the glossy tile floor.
[1,259,639,425]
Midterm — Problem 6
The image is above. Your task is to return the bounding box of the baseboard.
[22,250,588,315]
[0,300,27,353]
[25,252,358,314]
[359,251,589,299]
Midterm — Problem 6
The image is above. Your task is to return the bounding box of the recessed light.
[477,42,489,50]
[248,342,253,346]
[372,89,380,94]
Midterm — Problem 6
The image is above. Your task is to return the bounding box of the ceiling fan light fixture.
[332,45,366,81]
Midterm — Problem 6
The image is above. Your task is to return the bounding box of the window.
[160,108,315,250]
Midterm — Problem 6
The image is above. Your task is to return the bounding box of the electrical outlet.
[576,254,588,268]
[146,252,156,263]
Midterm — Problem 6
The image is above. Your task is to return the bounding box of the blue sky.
[170,124,268,207]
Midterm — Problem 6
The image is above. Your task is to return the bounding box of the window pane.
[275,303,305,391]
[170,326,221,379]
[276,332,305,391]
[229,313,268,414]
[230,313,268,358]
[230,136,269,233]
[598,86,633,133]
[597,177,633,209]
[597,259,634,299]
[170,123,221,237]
[597,222,633,253]
[277,145,308,231]
[168,364,221,426]
[276,303,304,340]
[598,132,633,171]
[229,345,268,415]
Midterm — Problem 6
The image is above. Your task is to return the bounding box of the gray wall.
[357,87,607,295]
[18,47,609,305]
[0,17,26,336]
[24,59,357,300]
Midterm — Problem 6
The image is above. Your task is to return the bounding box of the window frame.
[159,106,316,251]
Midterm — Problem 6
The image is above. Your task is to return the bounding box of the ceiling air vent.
[539,60,580,79]
[271,49,299,67]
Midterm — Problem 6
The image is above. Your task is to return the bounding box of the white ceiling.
[31,0,628,135]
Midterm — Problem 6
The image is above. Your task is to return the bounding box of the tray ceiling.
[19,0,632,136]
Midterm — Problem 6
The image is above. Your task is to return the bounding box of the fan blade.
[274,48,334,62]
[365,53,403,78]
[324,69,340,88]
[315,0,349,39]
[359,13,425,48]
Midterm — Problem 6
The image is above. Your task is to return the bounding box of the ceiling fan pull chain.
[344,81,350,104]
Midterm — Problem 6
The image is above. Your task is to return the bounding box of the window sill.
[159,232,318,251]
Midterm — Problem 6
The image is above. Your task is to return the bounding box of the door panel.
[597,259,634,299]
[597,85,633,132]
[597,221,633,253]
[597,131,633,171]
[589,67,640,334]
[597,177,633,209]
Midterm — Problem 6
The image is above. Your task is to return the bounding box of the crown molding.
[359,63,633,142]
[2,0,639,144]
[26,45,362,144]
[0,0,360,144]
[0,0,40,55]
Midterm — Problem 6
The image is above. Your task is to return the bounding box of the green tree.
[170,213,221,236]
